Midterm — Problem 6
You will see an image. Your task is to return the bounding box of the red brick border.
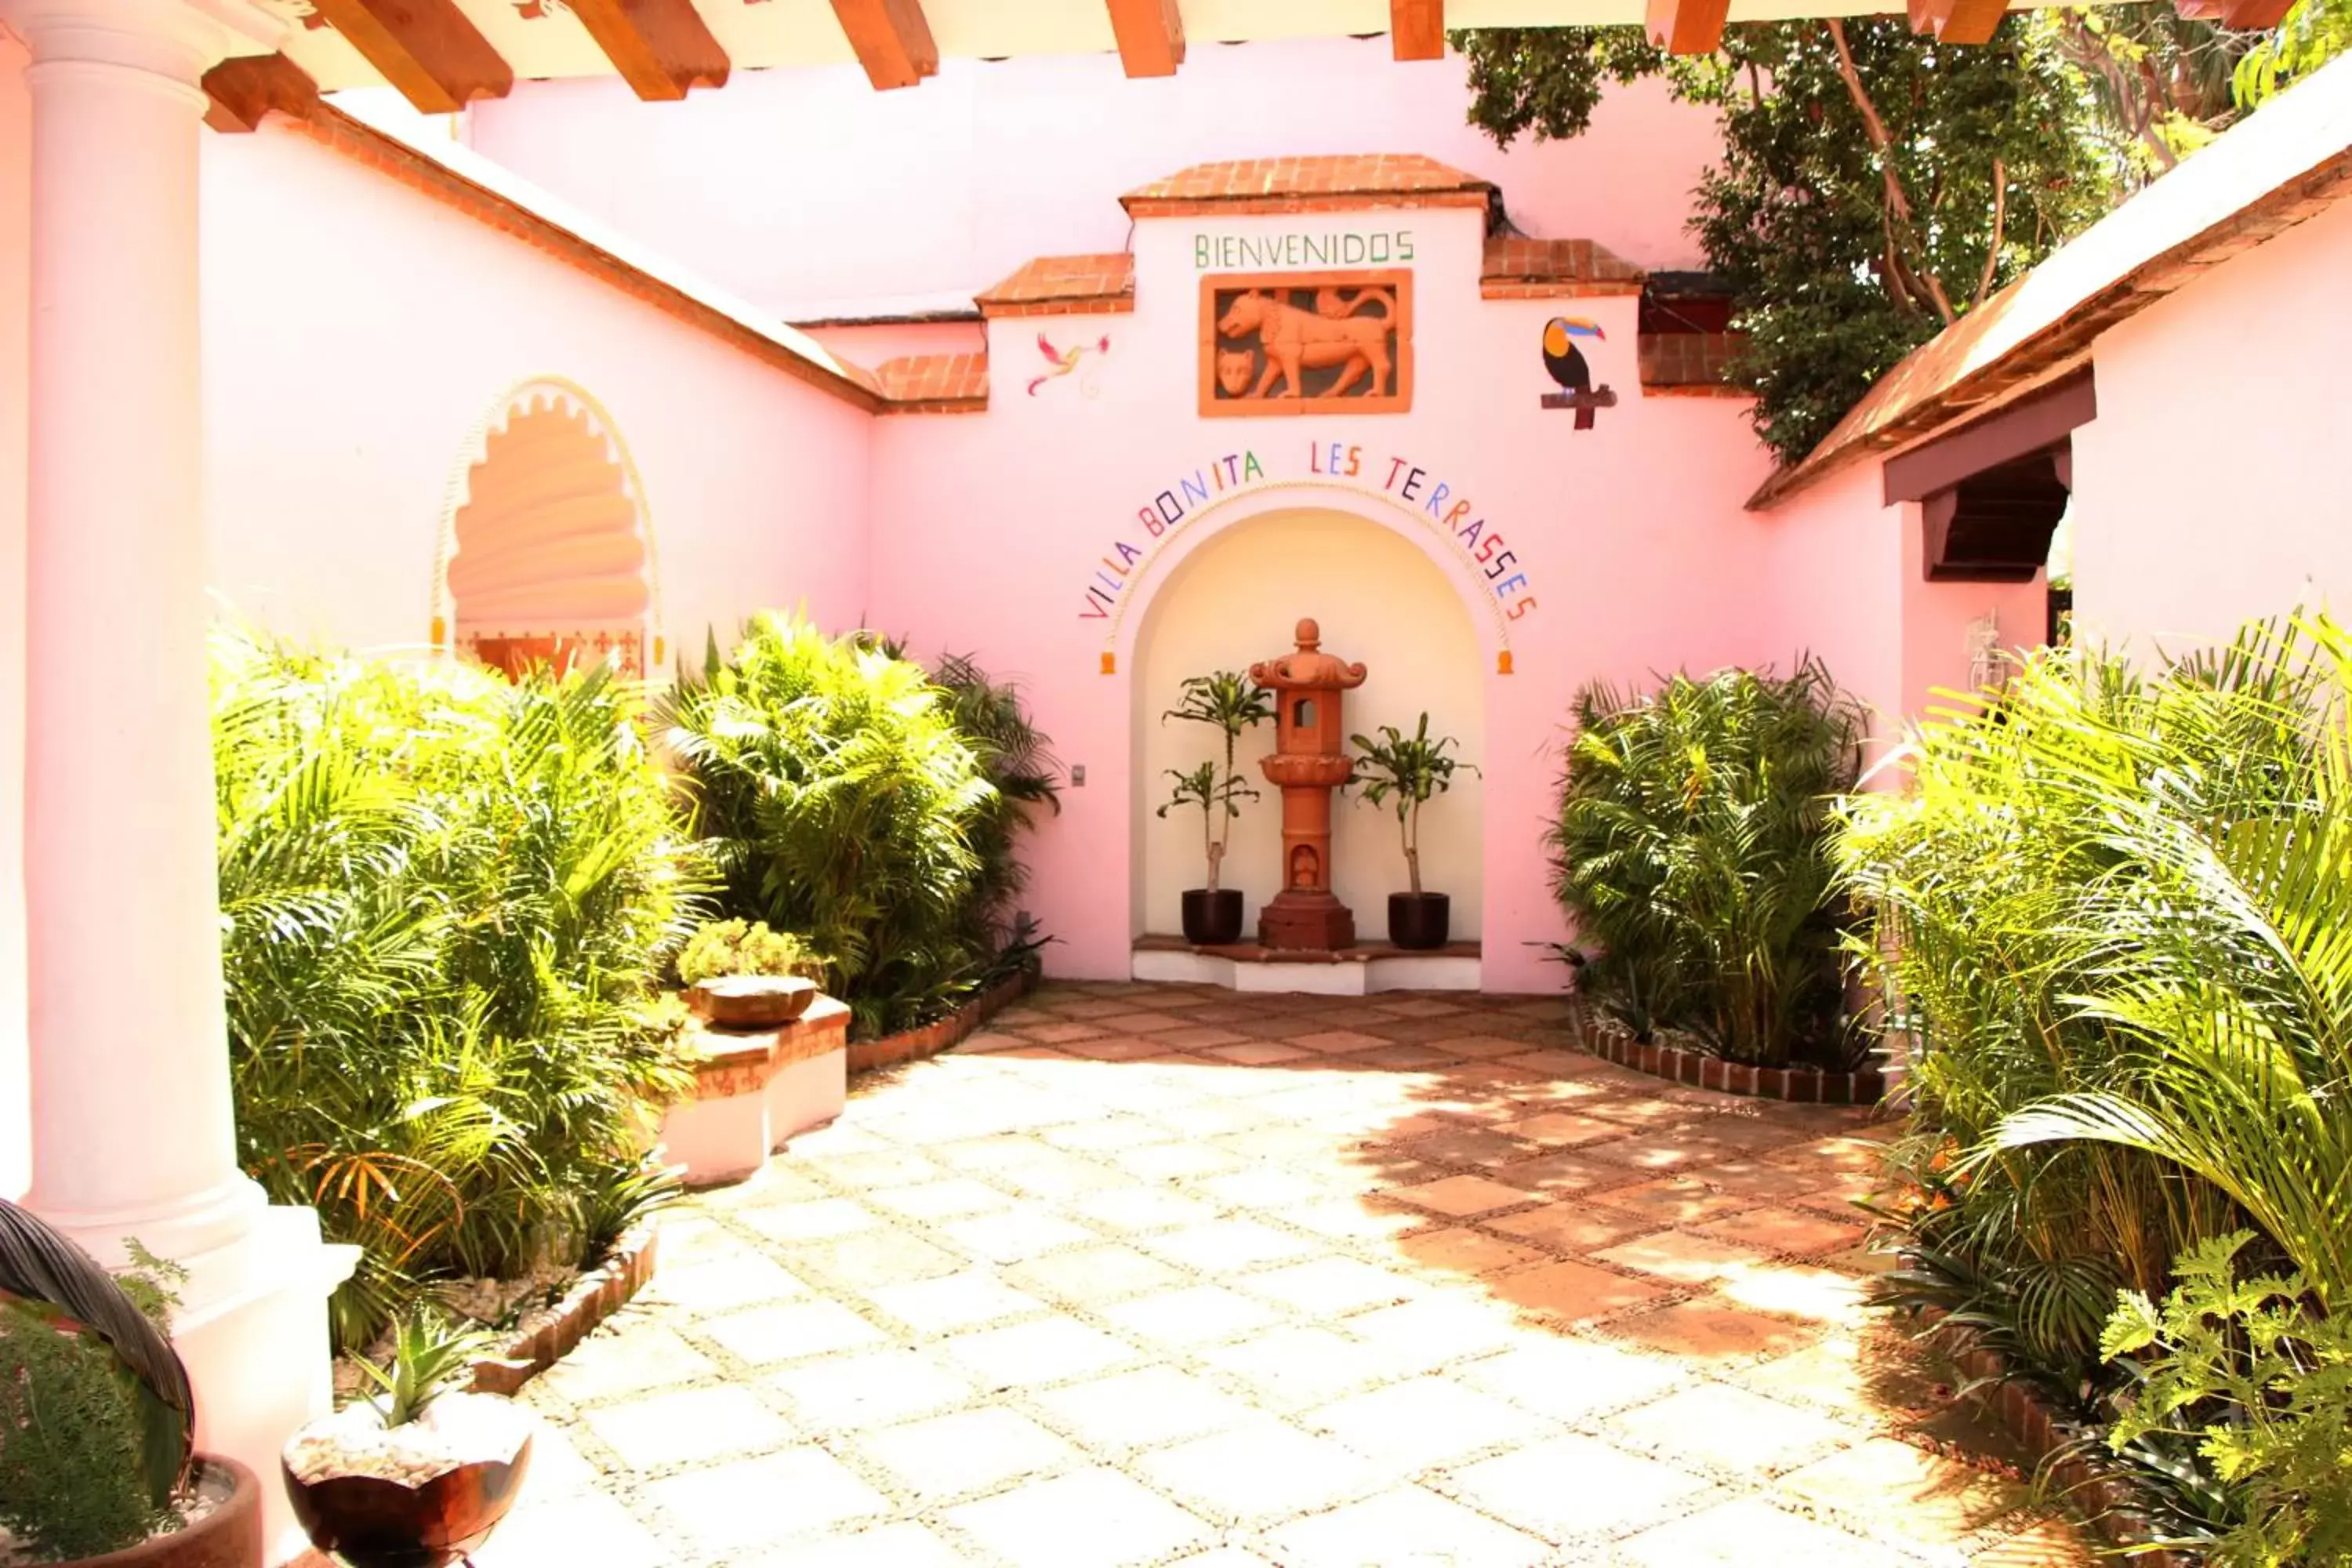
[1577,1014,1887,1107]
[468,1218,659,1396]
[845,969,1036,1074]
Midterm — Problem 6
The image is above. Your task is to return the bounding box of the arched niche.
[430,378,663,679]
[1130,506,1486,942]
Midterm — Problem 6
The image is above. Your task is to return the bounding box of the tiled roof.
[1753,49,2352,509]
[975,254,1136,318]
[874,353,989,412]
[1122,154,1497,216]
[1480,238,1646,298]
[1639,332,1750,396]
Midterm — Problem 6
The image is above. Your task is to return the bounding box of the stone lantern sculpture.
[1250,619,1367,949]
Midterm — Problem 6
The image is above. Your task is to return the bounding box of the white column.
[0,0,353,1552]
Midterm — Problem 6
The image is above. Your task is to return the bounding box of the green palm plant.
[1552,659,1861,1065]
[1160,671,1272,894]
[1349,714,1478,895]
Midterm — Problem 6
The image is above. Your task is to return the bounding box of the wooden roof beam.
[2180,0,2296,27]
[830,0,938,90]
[568,0,728,100]
[307,0,511,112]
[1908,0,2011,44]
[201,53,319,132]
[1105,0,1184,77]
[1644,0,1729,55]
[1391,0,1443,60]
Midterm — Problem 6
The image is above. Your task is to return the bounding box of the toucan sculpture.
[1542,316,1607,430]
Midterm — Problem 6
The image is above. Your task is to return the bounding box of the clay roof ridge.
[1120,152,1498,213]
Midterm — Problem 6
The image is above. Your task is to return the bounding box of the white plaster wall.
[2,32,30,1199]
[1135,509,1486,941]
[2072,195,2352,659]
[198,120,876,660]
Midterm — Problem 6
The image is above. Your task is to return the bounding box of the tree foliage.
[1458,20,2112,465]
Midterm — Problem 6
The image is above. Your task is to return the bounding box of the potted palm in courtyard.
[1351,713,1478,949]
[0,1199,263,1568]
[1158,670,1272,945]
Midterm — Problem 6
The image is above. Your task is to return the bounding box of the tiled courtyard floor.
[488,982,2089,1566]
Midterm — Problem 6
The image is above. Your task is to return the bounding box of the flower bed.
[848,969,1034,1074]
[1579,1011,1886,1106]
[466,1220,660,1397]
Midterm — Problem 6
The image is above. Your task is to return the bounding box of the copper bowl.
[282,1438,531,1568]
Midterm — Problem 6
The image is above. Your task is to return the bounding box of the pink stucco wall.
[2,31,30,1199]
[2072,194,2352,657]
[463,38,1722,318]
[198,120,875,658]
[866,202,1781,990]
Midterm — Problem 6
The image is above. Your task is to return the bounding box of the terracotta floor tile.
[1136,1418,1387,1521]
[1345,1296,1528,1367]
[1193,1166,1336,1211]
[1490,1150,1637,1196]
[938,1208,1098,1263]
[1595,1175,1757,1226]
[1457,1337,1687,1421]
[1486,1257,1672,1320]
[1305,1374,1556,1470]
[1381,997,1469,1018]
[1615,1495,1910,1566]
[1784,1437,2031,1552]
[1384,1173,1540,1218]
[1594,1229,1773,1285]
[1610,1297,1820,1362]
[1705,1159,1838,1203]
[1030,1115,1167,1154]
[1065,1185,1223,1233]
[1694,1205,1866,1257]
[1395,1225,1548,1277]
[1497,1110,1623,1148]
[942,1468,1210,1568]
[1099,1283,1287,1347]
[1972,1516,2100,1566]
[1003,1242,1189,1304]
[864,1269,1047,1334]
[1145,1218,1323,1272]
[1061,1033,1177,1062]
[1389,1125,1537,1168]
[1029,1363,1262,1448]
[808,1148,949,1188]
[534,1325,717,1404]
[939,1316,1138,1386]
[742,1522,974,1566]
[641,1446,887,1552]
[1446,1432,1714,1541]
[470,1487,670,1568]
[1499,1048,1595,1075]
[760,1347,976,1432]
[863,1177,1014,1221]
[1202,1039,1315,1065]
[1580,1131,1747,1174]
[1020,1021,1112,1044]
[1199,1324,1401,1406]
[1352,1043,1461,1069]
[1612,1381,1857,1475]
[848,1405,1080,1501]
[1246,1254,1425,1317]
[1486,1201,1654,1255]
[734,1196,884,1243]
[1159,1025,1251,1049]
[1263,1484,1551,1568]
[1290,1029,1391,1053]
[774,1229,966,1290]
[580,1385,796,1470]
[699,1298,888,1364]
[1715,1261,1873,1327]
[1111,1141,1249,1181]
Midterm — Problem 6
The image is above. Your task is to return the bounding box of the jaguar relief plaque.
[1200,270,1414,418]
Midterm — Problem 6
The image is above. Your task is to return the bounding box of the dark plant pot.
[70,1457,263,1568]
[1180,888,1244,946]
[284,1436,532,1568]
[687,974,818,1028]
[1387,892,1450,950]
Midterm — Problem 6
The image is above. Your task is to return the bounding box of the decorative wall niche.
[1200,270,1414,417]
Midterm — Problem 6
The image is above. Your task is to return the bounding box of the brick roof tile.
[975,253,1137,318]
[1122,154,1496,216]
[874,352,989,411]
[1479,238,1646,297]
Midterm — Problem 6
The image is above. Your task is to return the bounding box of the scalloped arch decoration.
[430,377,665,677]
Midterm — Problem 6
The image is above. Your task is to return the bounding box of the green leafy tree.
[1457,20,2112,464]
[2237,0,2352,104]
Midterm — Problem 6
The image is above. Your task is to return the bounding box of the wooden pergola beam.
[1105,0,1184,77]
[830,0,938,90]
[2197,0,2296,27]
[568,0,729,100]
[1390,0,1444,60]
[201,53,320,132]
[1907,0,2011,43]
[1644,0,1730,54]
[307,0,511,112]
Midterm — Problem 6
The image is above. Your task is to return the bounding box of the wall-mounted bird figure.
[1029,332,1111,397]
[1542,317,1607,430]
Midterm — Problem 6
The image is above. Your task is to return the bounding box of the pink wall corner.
[1,29,29,1200]
[198,122,875,662]
[1897,503,2046,728]
[1751,460,1907,785]
[866,205,1777,992]
[2072,195,2352,659]
[466,39,1722,318]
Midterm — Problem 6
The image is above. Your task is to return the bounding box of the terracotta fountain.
[1250,619,1367,950]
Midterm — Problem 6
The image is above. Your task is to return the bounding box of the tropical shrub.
[677,919,822,985]
[659,615,1025,1037]
[1349,713,1478,895]
[214,633,699,1345]
[1157,671,1272,895]
[1550,659,1861,1066]
[929,651,1060,985]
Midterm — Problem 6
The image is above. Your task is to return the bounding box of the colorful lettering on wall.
[1203,271,1414,418]
[1538,317,1617,431]
[1076,438,1536,631]
[1192,231,1416,270]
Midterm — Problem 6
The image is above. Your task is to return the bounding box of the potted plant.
[677,917,825,1028]
[1157,670,1272,945]
[282,1311,532,1568]
[0,1198,264,1568]
[1350,713,1479,949]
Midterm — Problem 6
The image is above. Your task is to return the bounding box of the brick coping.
[845,968,1036,1074]
[468,1218,659,1397]
[1578,1012,1888,1107]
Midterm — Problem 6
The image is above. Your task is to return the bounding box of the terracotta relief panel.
[1200,270,1414,417]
